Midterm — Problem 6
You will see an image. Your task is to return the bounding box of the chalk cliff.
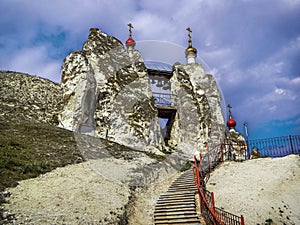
[59,28,226,156]
[59,28,164,153]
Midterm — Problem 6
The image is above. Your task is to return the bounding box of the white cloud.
[291,77,300,84]
[0,0,299,139]
[6,46,61,82]
[133,12,177,41]
[274,88,286,95]
[268,105,277,113]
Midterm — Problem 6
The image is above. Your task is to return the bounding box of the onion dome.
[125,37,136,47]
[125,23,136,48]
[226,104,236,131]
[227,116,237,130]
[185,44,197,57]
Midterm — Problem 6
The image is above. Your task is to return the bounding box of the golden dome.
[185,45,197,57]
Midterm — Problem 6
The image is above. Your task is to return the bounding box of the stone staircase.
[154,170,202,225]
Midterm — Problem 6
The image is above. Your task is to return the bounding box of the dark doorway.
[157,106,177,145]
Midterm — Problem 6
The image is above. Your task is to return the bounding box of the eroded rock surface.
[59,28,164,152]
[0,71,63,125]
[225,130,247,160]
[170,63,226,154]
[59,28,226,156]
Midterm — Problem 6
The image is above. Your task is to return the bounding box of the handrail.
[215,207,245,225]
[152,92,177,107]
[193,135,299,224]
[193,142,245,225]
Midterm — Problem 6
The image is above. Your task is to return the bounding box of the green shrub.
[180,161,192,172]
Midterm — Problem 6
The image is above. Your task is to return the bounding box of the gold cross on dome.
[186,27,192,40]
[186,27,193,47]
[128,23,133,38]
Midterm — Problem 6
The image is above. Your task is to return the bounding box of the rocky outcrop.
[225,130,247,160]
[169,63,226,154]
[59,28,226,156]
[0,71,63,125]
[59,28,164,152]
[0,28,232,224]
[0,29,227,159]
[251,146,261,159]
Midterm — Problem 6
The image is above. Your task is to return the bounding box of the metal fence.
[248,135,300,157]
[215,207,245,225]
[192,135,300,224]
[152,92,177,106]
[193,143,245,225]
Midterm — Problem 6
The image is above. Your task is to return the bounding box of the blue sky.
[0,0,299,140]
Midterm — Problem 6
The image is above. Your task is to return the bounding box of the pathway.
[154,170,202,225]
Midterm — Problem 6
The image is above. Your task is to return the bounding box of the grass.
[180,160,193,172]
[0,119,170,192]
[0,119,85,223]
[0,120,83,192]
[0,118,169,223]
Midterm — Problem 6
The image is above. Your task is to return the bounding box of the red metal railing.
[215,207,245,225]
[193,143,245,225]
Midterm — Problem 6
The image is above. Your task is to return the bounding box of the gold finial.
[227,104,232,118]
[128,23,133,38]
[185,27,197,59]
[186,27,193,47]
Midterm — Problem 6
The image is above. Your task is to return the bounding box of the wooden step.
[158,195,195,200]
[157,198,194,204]
[160,192,195,197]
[155,202,195,208]
[170,182,195,186]
[154,217,201,224]
[154,170,202,225]
[154,211,197,217]
[154,214,199,221]
[167,188,197,192]
[154,207,196,213]
[155,203,195,210]
[156,201,195,207]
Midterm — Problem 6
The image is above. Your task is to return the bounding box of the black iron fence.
[248,135,300,158]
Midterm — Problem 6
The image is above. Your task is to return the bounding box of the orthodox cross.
[186,27,192,46]
[128,23,133,38]
[227,104,232,117]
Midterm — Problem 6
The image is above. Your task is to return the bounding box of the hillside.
[206,155,300,225]
[2,153,299,224]
[0,71,83,190]
[1,71,299,224]
[0,117,187,224]
[0,71,63,125]
[0,71,189,224]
